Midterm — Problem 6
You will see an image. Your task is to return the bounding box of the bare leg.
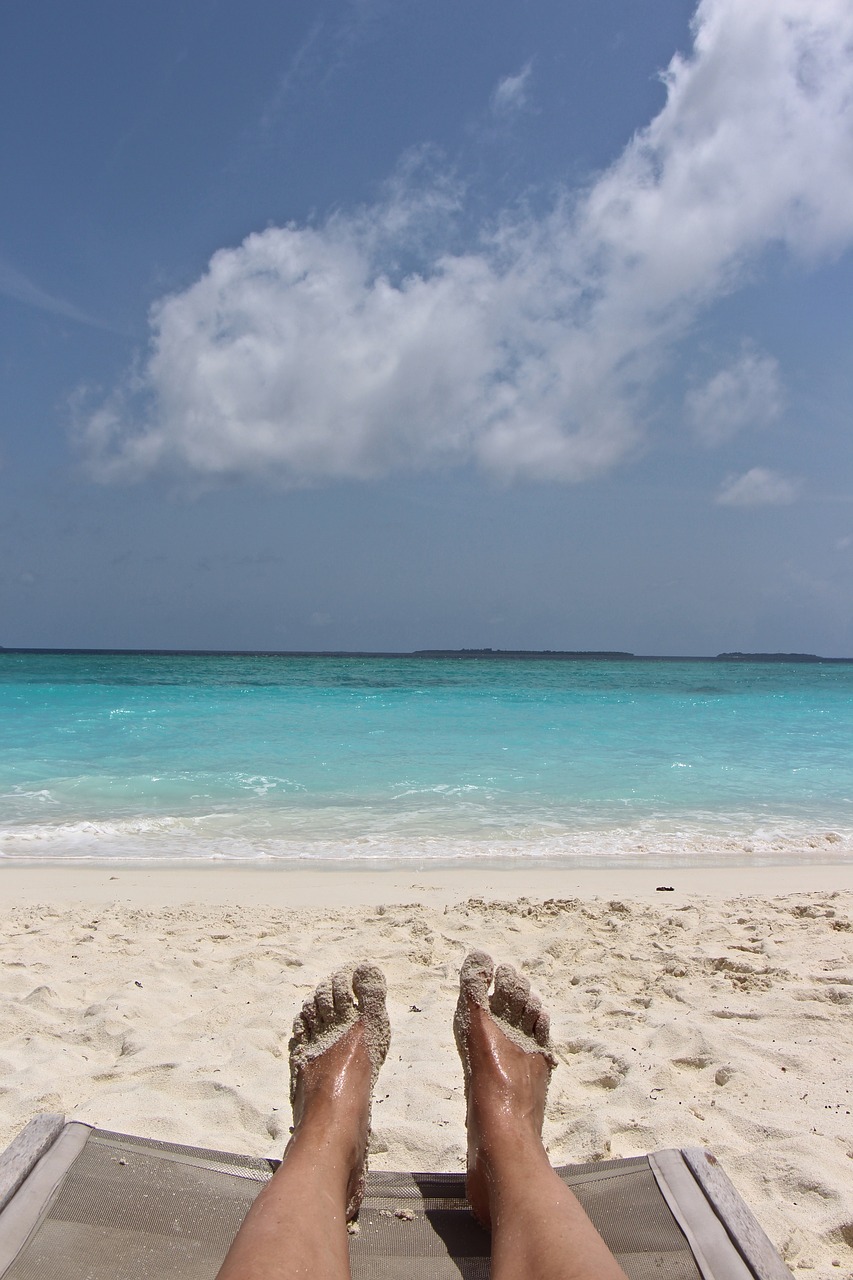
[454,951,629,1280]
[216,964,390,1280]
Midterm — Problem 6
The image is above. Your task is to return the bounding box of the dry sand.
[2,863,852,1275]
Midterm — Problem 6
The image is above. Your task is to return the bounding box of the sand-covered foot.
[288,963,390,1219]
[453,950,556,1227]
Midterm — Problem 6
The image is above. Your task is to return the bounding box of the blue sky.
[2,0,852,654]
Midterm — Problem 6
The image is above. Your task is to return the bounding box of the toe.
[520,992,542,1036]
[533,1009,551,1048]
[300,996,318,1036]
[459,950,494,1007]
[332,969,355,1017]
[490,963,530,1025]
[314,977,336,1026]
[352,962,387,1016]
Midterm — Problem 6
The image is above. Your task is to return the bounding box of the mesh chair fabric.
[2,1129,703,1280]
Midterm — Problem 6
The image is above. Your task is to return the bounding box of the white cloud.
[81,0,853,488]
[686,350,783,445]
[490,61,532,117]
[716,467,801,507]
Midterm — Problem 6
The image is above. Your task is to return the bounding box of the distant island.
[414,649,841,662]
[413,649,635,659]
[715,652,828,663]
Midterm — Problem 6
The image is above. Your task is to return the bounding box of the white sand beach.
[2,864,852,1275]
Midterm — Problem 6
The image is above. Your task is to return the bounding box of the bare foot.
[453,950,556,1227]
[288,963,390,1219]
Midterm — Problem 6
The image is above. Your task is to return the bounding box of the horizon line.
[2,647,852,663]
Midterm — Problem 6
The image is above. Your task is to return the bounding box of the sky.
[1,0,852,655]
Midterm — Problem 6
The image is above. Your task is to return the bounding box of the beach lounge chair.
[0,1114,792,1280]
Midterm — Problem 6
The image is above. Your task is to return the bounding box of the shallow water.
[1,651,852,865]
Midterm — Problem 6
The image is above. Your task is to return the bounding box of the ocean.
[1,651,852,867]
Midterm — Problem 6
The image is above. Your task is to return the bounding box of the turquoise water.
[1,651,852,865]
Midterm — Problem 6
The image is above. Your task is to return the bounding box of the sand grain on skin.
[454,949,556,1088]
[288,962,390,1219]
[289,963,390,1102]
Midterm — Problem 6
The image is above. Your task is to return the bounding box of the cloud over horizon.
[81,0,853,489]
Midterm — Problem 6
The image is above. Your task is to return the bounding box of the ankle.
[465,1124,552,1230]
[470,1112,549,1167]
[467,1083,545,1145]
[286,1120,360,1188]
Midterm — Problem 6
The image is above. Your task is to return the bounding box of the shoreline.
[4,821,852,871]
[3,859,853,906]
